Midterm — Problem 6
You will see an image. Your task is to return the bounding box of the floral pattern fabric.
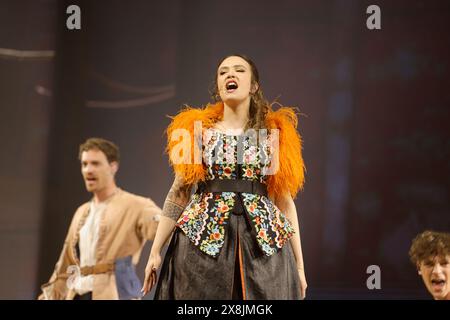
[176,128,294,257]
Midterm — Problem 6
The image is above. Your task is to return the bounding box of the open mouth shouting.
[225,79,238,93]
[85,176,98,184]
[431,278,446,291]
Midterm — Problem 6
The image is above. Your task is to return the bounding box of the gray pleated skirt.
[154,212,301,300]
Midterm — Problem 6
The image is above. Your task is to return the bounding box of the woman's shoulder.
[265,106,305,198]
[167,106,203,128]
[167,102,223,131]
[265,106,299,130]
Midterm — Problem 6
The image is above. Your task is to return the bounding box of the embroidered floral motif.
[260,195,295,249]
[199,192,234,256]
[177,129,294,257]
[241,193,294,256]
[176,192,212,245]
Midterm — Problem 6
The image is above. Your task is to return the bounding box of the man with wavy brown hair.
[39,137,161,300]
[409,230,450,300]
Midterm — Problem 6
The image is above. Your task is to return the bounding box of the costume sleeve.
[38,215,79,300]
[136,198,162,241]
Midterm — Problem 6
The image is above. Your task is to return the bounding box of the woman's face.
[217,56,257,105]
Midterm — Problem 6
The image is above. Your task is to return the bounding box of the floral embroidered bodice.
[176,128,294,257]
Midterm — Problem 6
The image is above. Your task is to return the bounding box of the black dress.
[155,129,301,300]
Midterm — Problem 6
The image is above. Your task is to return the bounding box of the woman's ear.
[251,82,259,94]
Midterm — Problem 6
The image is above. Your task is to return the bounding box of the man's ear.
[110,161,119,175]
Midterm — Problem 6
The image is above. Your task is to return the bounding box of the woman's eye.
[219,72,226,75]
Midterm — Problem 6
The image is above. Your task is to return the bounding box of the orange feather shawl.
[166,102,305,199]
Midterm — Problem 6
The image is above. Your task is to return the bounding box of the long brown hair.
[210,54,272,130]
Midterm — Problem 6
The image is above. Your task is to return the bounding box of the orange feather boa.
[166,102,305,199]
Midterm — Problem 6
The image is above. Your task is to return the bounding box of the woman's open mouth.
[225,80,238,93]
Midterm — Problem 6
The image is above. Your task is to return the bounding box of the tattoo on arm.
[162,177,191,221]
[162,199,184,221]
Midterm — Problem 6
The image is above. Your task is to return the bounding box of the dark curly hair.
[409,230,450,267]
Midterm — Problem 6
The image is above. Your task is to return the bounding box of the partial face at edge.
[418,254,450,300]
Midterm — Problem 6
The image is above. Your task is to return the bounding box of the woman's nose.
[226,71,235,78]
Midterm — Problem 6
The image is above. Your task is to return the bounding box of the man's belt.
[197,179,268,197]
[80,263,114,276]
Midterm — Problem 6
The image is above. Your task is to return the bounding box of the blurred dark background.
[0,0,449,299]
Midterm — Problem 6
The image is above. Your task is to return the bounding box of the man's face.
[80,149,117,193]
[418,255,450,300]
